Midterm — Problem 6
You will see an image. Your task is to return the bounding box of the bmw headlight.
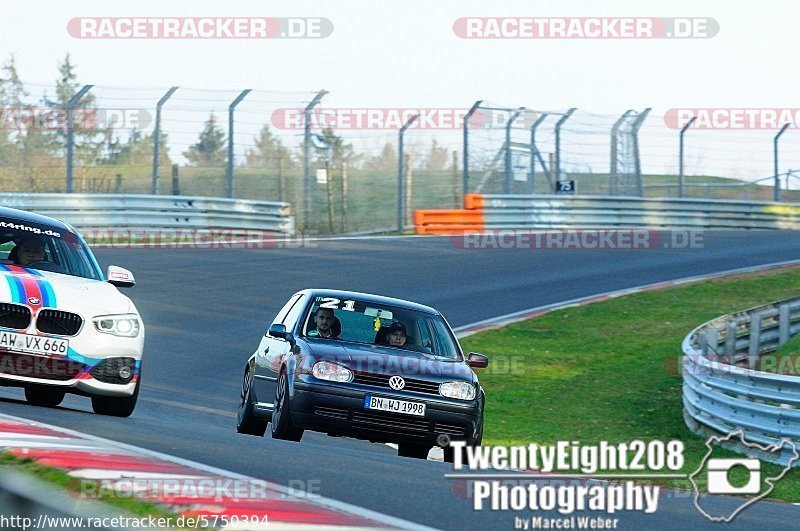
[312,361,353,383]
[440,381,476,401]
[93,314,141,338]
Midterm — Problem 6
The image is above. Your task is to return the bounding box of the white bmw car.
[0,207,144,417]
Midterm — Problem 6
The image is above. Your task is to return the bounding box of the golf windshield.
[303,295,461,360]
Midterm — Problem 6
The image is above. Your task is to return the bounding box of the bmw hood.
[0,266,134,317]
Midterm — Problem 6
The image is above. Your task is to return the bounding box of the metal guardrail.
[682,295,800,466]
[414,194,800,233]
[0,194,295,234]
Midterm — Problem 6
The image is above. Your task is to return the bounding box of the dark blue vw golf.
[236,289,488,461]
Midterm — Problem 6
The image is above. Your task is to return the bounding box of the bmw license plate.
[364,395,426,416]
[0,331,68,357]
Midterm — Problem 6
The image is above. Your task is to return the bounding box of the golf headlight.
[312,361,353,383]
[93,314,140,338]
[440,381,476,401]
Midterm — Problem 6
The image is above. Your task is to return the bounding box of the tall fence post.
[340,162,349,233]
[303,90,328,233]
[65,84,93,193]
[631,108,651,197]
[679,116,697,198]
[405,153,413,227]
[397,113,419,231]
[774,123,790,202]
[529,113,548,193]
[452,151,460,207]
[554,108,577,187]
[609,110,633,196]
[151,86,178,195]
[227,89,251,199]
[462,100,483,198]
[504,107,525,194]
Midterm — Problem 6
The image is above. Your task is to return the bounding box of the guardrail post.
[609,110,633,196]
[779,304,791,345]
[171,164,180,195]
[303,90,328,233]
[504,107,525,194]
[774,123,790,202]
[114,174,122,194]
[679,116,697,198]
[397,114,419,231]
[631,108,651,197]
[227,89,252,199]
[748,313,763,368]
[554,108,577,188]
[725,320,737,362]
[463,100,483,198]
[65,85,93,193]
[529,113,548,193]
[705,326,719,360]
[151,86,178,195]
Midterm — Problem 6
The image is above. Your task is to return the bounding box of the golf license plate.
[0,331,68,357]
[364,395,426,416]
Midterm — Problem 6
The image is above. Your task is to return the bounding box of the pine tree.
[103,128,172,167]
[184,113,227,167]
[44,53,99,151]
[312,128,359,166]
[364,142,396,172]
[245,125,293,169]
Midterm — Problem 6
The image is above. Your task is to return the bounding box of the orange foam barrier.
[413,209,485,234]
[415,224,487,235]
[414,195,488,234]
[464,193,485,210]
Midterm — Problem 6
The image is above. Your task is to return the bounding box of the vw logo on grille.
[389,375,405,390]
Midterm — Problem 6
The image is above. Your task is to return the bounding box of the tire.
[270,371,303,441]
[398,443,430,459]
[236,367,267,436]
[91,374,140,417]
[24,385,65,407]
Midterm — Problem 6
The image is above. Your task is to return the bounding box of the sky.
[1,0,799,181]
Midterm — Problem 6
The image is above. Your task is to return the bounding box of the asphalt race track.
[1,231,800,529]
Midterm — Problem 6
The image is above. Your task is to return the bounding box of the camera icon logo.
[690,430,799,522]
[706,458,761,494]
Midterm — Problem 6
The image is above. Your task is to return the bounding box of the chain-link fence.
[2,76,800,234]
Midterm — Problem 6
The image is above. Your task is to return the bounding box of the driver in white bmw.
[14,237,46,266]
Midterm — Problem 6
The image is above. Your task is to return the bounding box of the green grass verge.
[0,453,206,529]
[761,333,800,375]
[460,266,800,502]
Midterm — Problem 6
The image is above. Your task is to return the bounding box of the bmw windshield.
[302,295,462,360]
[0,218,102,280]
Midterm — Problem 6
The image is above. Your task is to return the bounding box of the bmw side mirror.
[107,266,135,288]
[268,324,295,345]
[467,352,489,369]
